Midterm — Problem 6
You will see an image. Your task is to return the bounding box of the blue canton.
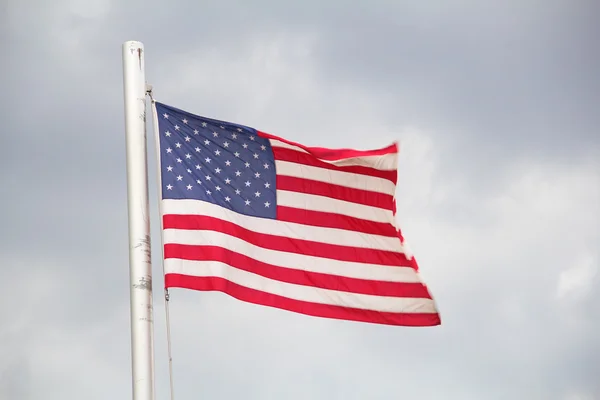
[155,102,277,219]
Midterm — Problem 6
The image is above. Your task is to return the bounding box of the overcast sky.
[1,0,599,399]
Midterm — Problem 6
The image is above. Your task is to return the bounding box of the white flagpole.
[122,40,155,400]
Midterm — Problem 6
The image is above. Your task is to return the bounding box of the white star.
[204,139,210,145]
[212,132,219,137]
[220,125,225,129]
[176,158,182,163]
[254,191,261,197]
[237,128,243,132]
[184,136,191,142]
[249,135,255,141]
[234,152,240,157]
[174,125,180,130]
[176,175,183,181]
[254,172,261,178]
[242,143,248,149]
[264,201,270,208]
[225,160,231,166]
[245,199,251,205]
[260,145,266,151]
[235,189,241,195]
[196,179,202,184]
[166,147,172,153]
[195,147,201,152]
[183,118,188,124]
[215,167,221,174]
[185,153,192,159]
[231,133,238,139]
[166,184,173,190]
[214,150,221,156]
[163,113,169,119]
[245,181,251,187]
[215,186,222,191]
[225,196,231,202]
[166,166,173,171]
[225,178,231,184]
[223,141,230,148]
[253,153,259,159]
[202,122,207,127]
[235,170,242,177]
[205,175,212,181]
[186,184,192,190]
[175,142,182,148]
[244,162,250,168]
[263,163,269,169]
[206,190,211,195]
[205,157,211,163]
[186,168,192,173]
[193,129,199,135]
[264,182,271,188]
[195,164,201,170]
[165,131,172,137]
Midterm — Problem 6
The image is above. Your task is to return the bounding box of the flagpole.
[122,40,155,400]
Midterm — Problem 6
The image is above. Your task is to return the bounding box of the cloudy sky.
[2,0,599,399]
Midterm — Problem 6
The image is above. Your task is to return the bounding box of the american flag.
[154,101,440,326]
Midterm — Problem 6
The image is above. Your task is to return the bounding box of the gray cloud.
[1,0,599,399]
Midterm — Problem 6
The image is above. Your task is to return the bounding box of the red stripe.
[163,214,412,266]
[258,130,398,160]
[277,175,394,210]
[163,245,430,298]
[165,274,441,327]
[273,147,397,184]
[276,206,398,237]
[165,274,441,326]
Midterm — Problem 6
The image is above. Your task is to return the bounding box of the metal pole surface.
[122,40,155,400]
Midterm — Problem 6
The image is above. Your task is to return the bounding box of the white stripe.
[162,199,402,252]
[270,139,399,170]
[269,139,309,153]
[277,190,395,224]
[161,225,419,283]
[164,259,436,313]
[276,160,395,195]
[328,153,398,170]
